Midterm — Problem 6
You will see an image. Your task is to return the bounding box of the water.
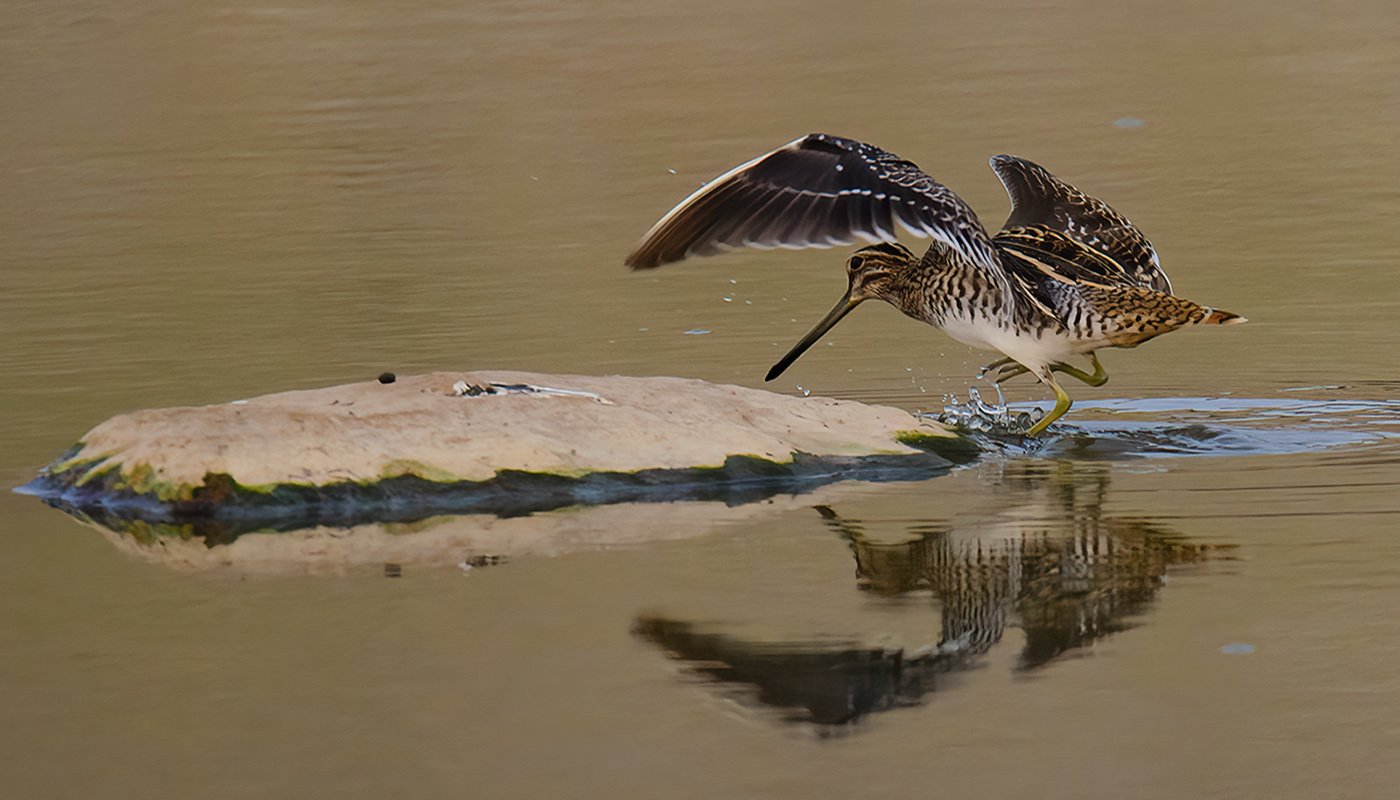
[5,1,1400,797]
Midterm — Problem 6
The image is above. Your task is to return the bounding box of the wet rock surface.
[18,371,972,532]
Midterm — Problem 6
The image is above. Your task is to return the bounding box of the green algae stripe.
[43,443,92,476]
[379,459,469,483]
[895,430,982,463]
[21,449,962,545]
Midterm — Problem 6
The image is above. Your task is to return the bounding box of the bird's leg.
[995,362,1031,383]
[979,356,1016,378]
[1052,353,1108,387]
[999,353,1107,387]
[1024,369,1073,436]
[978,355,1030,383]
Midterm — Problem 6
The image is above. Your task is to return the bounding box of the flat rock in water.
[19,372,972,532]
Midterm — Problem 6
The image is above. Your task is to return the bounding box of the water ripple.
[935,396,1397,459]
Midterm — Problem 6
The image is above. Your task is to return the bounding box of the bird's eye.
[848,255,865,270]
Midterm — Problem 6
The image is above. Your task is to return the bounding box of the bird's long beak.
[765,290,865,381]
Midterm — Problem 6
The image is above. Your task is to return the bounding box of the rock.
[18,372,973,536]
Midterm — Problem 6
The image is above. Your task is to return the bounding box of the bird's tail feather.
[1201,308,1247,325]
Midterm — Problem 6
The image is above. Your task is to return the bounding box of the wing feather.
[996,226,1137,290]
[990,155,1170,292]
[626,134,998,273]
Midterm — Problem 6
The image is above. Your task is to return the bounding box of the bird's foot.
[1023,374,1073,436]
[995,363,1031,383]
[978,357,1016,378]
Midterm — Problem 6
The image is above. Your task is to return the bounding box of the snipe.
[625,134,1245,435]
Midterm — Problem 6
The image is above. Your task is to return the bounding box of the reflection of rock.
[18,372,969,529]
[35,449,959,549]
[65,481,903,576]
[637,460,1233,729]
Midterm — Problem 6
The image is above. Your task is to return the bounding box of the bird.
[624,134,1245,435]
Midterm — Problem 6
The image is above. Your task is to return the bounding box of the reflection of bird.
[817,461,1226,670]
[626,134,1246,434]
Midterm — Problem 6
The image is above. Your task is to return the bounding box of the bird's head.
[844,242,918,302]
[765,242,919,382]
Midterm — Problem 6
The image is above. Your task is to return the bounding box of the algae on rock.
[19,371,974,534]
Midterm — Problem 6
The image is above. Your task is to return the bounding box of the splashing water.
[930,386,1044,435]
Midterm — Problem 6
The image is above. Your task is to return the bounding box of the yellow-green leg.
[1024,372,1073,436]
[992,353,1108,388]
[993,362,1030,383]
[1052,353,1108,387]
[979,356,1017,377]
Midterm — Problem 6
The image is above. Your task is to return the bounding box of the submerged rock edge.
[16,371,975,528]
[20,449,965,543]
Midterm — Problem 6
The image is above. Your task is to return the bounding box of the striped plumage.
[626,134,1245,435]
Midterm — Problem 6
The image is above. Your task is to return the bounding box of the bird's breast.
[926,305,1079,370]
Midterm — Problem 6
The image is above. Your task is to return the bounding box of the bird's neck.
[917,246,1010,323]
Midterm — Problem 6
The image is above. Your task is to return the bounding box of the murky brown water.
[5,1,1400,797]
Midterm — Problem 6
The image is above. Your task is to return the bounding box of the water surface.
[4,1,1400,797]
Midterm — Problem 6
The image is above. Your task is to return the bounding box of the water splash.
[932,386,1043,435]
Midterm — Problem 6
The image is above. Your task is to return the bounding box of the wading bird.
[625,134,1244,435]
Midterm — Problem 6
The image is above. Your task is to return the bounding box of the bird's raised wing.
[990,155,1170,293]
[996,226,1148,291]
[625,133,999,272]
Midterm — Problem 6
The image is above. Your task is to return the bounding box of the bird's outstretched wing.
[626,133,999,272]
[990,155,1170,293]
